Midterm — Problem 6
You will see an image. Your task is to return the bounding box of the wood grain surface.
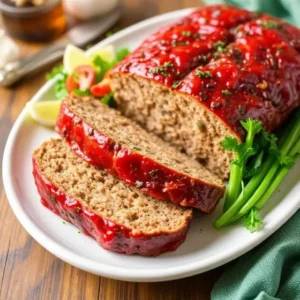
[0,1,225,299]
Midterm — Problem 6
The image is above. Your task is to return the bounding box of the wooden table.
[0,1,224,299]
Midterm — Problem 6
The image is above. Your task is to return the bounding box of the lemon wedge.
[63,45,91,73]
[89,44,115,62]
[63,44,115,73]
[27,101,61,127]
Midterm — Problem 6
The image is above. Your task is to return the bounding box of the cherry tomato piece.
[74,65,96,91]
[90,79,111,97]
[66,75,79,93]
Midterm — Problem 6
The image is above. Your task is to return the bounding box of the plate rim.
[3,8,300,282]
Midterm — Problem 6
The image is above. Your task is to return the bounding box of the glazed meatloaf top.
[110,5,300,139]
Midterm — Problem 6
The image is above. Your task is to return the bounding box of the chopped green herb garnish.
[213,41,226,49]
[182,30,192,37]
[171,80,181,89]
[213,41,227,59]
[164,62,173,68]
[222,89,232,96]
[196,70,212,78]
[260,20,283,30]
[133,146,141,151]
[62,221,66,225]
[149,61,174,76]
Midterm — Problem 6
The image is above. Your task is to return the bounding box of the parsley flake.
[149,61,174,77]
[171,80,181,89]
[222,89,233,95]
[182,30,192,37]
[196,70,212,78]
[260,20,283,30]
[213,41,227,59]
[213,41,226,49]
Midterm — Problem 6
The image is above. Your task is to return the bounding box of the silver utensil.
[0,9,120,87]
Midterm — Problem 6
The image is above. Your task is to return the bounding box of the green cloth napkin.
[211,210,300,300]
[205,0,300,27]
[203,2,300,299]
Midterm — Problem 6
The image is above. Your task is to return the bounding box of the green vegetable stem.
[222,119,261,211]
[214,109,300,231]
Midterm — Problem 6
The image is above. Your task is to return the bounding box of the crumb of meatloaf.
[33,139,192,235]
[110,74,235,179]
[66,94,224,186]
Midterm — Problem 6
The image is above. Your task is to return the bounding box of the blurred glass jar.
[63,0,119,20]
[0,0,66,42]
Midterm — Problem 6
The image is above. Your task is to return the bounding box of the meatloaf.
[109,4,300,179]
[56,94,225,212]
[32,139,192,256]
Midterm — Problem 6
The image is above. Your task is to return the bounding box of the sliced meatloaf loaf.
[109,5,300,179]
[32,139,192,256]
[56,94,225,213]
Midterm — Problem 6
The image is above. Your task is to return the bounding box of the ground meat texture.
[56,94,225,212]
[32,139,192,257]
[109,5,300,179]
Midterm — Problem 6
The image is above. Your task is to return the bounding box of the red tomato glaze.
[32,158,191,256]
[112,5,257,87]
[111,5,300,139]
[56,100,225,212]
[178,19,300,138]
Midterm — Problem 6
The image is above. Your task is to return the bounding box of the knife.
[0,8,120,87]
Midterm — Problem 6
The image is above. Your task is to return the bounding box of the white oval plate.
[3,8,300,282]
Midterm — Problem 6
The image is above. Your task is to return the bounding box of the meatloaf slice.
[109,5,300,179]
[56,95,225,213]
[33,139,192,256]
